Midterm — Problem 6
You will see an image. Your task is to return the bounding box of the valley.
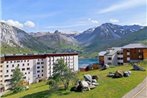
[0,22,147,58]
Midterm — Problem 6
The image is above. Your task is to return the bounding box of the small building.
[104,48,119,66]
[98,51,107,65]
[98,43,147,66]
[122,43,147,63]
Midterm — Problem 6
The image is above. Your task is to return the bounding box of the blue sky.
[1,0,146,33]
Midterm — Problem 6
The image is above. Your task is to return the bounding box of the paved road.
[122,77,147,98]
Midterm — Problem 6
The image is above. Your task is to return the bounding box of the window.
[139,55,142,58]
[42,66,44,68]
[127,52,130,56]
[37,62,40,64]
[41,62,44,64]
[118,63,123,65]
[12,64,14,67]
[37,71,40,73]
[42,74,43,76]
[127,57,130,61]
[6,65,9,68]
[17,64,20,67]
[4,79,10,82]
[27,68,30,70]
[37,66,40,69]
[127,49,130,52]
[6,70,9,73]
[27,63,29,66]
[118,58,123,60]
[22,68,25,71]
[0,75,2,77]
[42,70,43,72]
[17,60,20,62]
[138,49,141,52]
[5,75,9,77]
[108,57,112,60]
[11,69,14,72]
[22,64,25,66]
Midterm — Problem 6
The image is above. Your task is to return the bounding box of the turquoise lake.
[79,58,98,68]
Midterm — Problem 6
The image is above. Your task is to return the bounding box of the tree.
[11,66,25,93]
[49,59,76,90]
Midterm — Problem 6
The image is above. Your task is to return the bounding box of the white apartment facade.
[0,53,78,90]
[103,47,123,66]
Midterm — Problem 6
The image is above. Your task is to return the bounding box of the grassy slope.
[2,60,147,98]
[0,44,34,54]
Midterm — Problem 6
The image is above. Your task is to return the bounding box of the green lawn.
[2,61,147,98]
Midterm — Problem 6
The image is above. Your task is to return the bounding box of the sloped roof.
[106,50,117,56]
[122,43,147,49]
[98,51,107,56]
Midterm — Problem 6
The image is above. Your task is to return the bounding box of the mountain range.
[0,22,53,54]
[0,22,146,57]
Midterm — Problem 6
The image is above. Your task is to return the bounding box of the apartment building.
[122,44,147,63]
[98,43,147,66]
[99,47,123,65]
[0,53,78,90]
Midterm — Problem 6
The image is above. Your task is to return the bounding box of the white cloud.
[88,18,99,24]
[24,21,35,28]
[99,0,146,14]
[109,19,119,23]
[4,19,24,28]
[1,19,36,28]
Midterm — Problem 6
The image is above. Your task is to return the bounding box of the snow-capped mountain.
[75,23,143,45]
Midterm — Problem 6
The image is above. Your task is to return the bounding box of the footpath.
[122,77,147,98]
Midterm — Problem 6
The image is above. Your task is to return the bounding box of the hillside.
[84,27,147,53]
[32,30,81,52]
[0,22,53,54]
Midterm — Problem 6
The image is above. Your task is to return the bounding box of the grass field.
[2,61,147,98]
